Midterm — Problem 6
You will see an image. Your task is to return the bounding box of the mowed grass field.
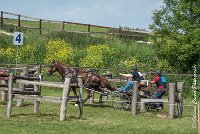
[0,86,197,134]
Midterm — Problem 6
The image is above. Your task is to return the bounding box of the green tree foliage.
[150,0,200,72]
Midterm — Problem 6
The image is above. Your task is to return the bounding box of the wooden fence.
[0,65,41,101]
[0,11,149,39]
[0,72,84,121]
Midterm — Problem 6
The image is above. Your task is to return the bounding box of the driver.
[119,66,144,92]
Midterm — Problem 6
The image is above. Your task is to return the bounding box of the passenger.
[150,70,167,109]
[150,70,167,99]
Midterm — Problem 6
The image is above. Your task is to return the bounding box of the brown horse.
[47,60,116,103]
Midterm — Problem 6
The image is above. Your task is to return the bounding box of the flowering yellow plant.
[0,48,15,63]
[18,44,37,63]
[120,56,138,70]
[44,39,74,65]
[80,44,113,68]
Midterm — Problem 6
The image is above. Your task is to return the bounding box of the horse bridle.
[48,62,57,75]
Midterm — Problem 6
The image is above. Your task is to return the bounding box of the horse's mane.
[54,60,69,68]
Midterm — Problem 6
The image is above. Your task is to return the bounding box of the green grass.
[0,86,197,134]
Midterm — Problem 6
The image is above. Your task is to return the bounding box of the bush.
[0,48,15,63]
[119,56,138,70]
[44,39,74,65]
[18,44,37,64]
[80,44,113,68]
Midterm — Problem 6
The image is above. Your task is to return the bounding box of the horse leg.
[82,90,92,104]
[71,87,80,106]
[71,87,77,96]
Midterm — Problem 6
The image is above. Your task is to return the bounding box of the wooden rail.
[5,73,84,121]
[17,80,64,88]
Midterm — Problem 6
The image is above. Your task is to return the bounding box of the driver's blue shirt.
[131,71,144,82]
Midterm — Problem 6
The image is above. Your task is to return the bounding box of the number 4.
[16,34,21,43]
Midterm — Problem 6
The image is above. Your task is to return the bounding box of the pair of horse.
[47,60,116,104]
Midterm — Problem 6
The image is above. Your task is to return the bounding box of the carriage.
[47,60,183,117]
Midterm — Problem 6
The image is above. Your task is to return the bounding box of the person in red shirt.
[150,70,167,109]
[150,70,166,99]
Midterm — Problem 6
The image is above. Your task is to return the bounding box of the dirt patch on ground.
[156,113,168,119]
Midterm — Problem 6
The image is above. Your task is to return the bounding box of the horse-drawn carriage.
[47,60,183,117]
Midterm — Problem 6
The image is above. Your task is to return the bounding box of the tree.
[150,0,200,73]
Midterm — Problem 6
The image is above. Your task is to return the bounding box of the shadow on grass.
[83,102,113,108]
[11,113,46,118]
[12,103,34,107]
[11,112,86,121]
[0,101,7,105]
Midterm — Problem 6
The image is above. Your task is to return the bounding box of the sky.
[0,0,164,31]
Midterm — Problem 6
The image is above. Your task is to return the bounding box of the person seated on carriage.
[119,66,144,92]
[150,70,167,99]
[150,70,167,109]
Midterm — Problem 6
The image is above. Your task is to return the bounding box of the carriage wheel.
[144,95,162,112]
[112,92,131,111]
[121,93,131,111]
[112,92,124,110]
[145,102,152,111]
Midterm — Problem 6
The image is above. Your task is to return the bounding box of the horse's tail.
[106,82,117,91]
[100,76,116,91]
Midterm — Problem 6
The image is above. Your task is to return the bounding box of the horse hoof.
[74,104,78,107]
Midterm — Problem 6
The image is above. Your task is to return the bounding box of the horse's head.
[47,60,57,76]
[47,60,77,82]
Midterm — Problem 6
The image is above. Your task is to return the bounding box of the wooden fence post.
[39,19,42,34]
[18,14,21,29]
[169,83,175,119]
[78,76,84,101]
[89,90,94,104]
[131,81,138,116]
[34,65,41,113]
[33,84,39,113]
[77,76,84,118]
[0,79,7,101]
[62,21,65,31]
[16,67,28,106]
[140,100,146,112]
[101,88,108,103]
[7,73,14,118]
[198,103,200,134]
[0,11,3,28]
[88,24,90,32]
[177,82,184,115]
[60,78,71,121]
